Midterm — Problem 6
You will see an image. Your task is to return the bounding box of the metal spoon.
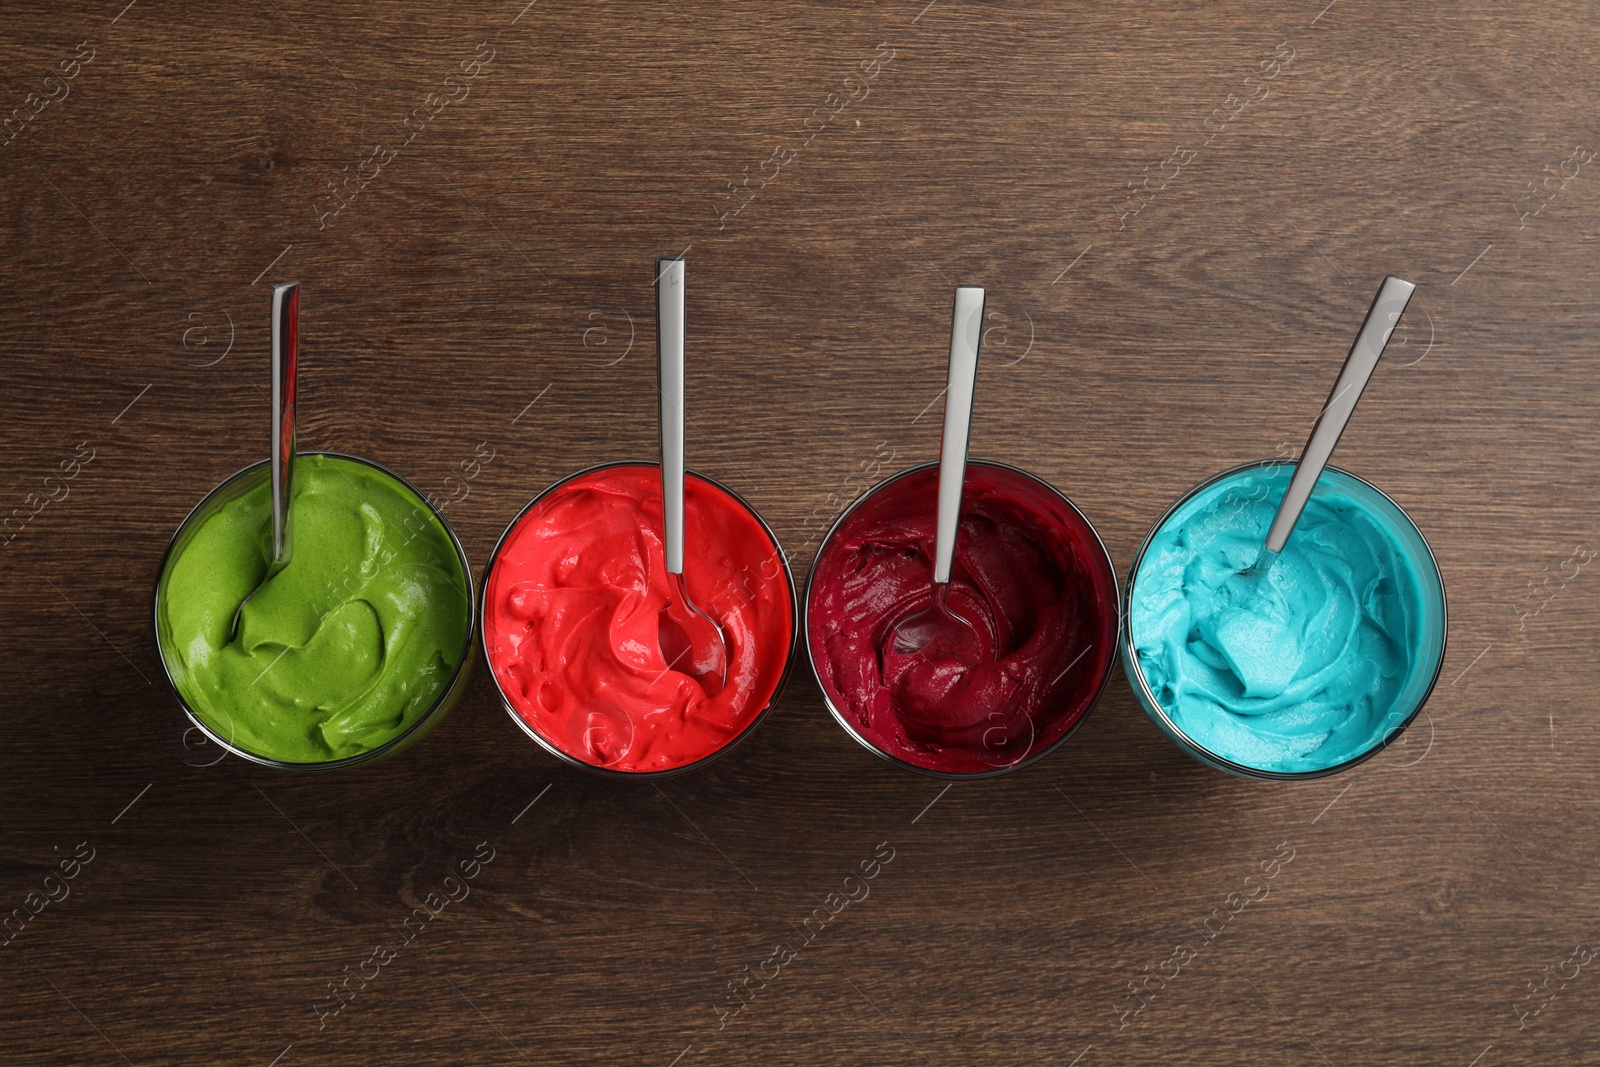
[230,281,300,641]
[1246,273,1415,576]
[889,286,987,657]
[654,257,731,694]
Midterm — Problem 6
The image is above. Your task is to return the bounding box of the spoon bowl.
[888,584,980,658]
[658,572,729,695]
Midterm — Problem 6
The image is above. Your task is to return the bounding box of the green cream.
[157,454,470,763]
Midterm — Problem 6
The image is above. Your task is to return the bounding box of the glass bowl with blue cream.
[1121,460,1447,780]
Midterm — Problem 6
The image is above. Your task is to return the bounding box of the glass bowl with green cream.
[154,453,474,768]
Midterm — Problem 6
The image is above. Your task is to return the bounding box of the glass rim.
[479,459,800,781]
[152,451,478,772]
[1120,458,1450,781]
[802,458,1121,781]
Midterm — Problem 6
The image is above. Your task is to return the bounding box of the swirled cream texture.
[157,455,471,763]
[484,466,793,773]
[1129,466,1434,773]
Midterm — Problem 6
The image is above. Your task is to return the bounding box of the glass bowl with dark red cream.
[804,461,1118,778]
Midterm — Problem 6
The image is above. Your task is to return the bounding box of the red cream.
[807,463,1117,774]
[485,465,794,774]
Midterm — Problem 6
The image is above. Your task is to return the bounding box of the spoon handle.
[1262,274,1414,557]
[270,282,300,566]
[933,286,986,584]
[656,258,687,576]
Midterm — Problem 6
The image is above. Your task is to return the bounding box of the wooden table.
[3,2,1595,1063]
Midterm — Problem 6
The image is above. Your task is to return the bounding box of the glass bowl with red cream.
[481,462,797,778]
[805,461,1119,778]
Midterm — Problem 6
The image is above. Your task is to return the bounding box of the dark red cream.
[807,463,1117,774]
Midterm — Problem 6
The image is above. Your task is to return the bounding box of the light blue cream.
[1128,465,1444,774]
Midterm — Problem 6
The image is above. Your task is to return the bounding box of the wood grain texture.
[3,1,1598,1063]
